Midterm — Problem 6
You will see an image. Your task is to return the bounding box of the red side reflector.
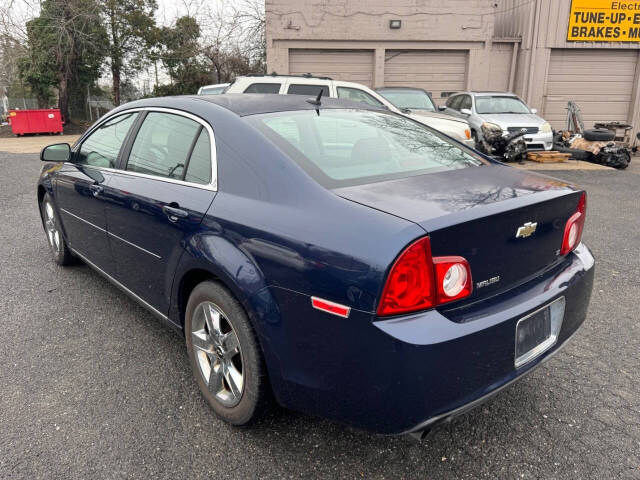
[311,297,351,318]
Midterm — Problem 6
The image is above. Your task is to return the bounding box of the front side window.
[376,89,435,111]
[475,96,531,114]
[459,95,472,111]
[77,112,138,168]
[447,95,463,110]
[126,112,210,183]
[249,109,484,188]
[337,87,384,107]
[244,83,281,94]
[287,84,329,96]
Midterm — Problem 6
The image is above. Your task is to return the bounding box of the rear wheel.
[40,194,75,266]
[185,281,270,425]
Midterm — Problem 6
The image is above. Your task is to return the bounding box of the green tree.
[100,0,156,106]
[155,16,209,96]
[19,0,106,122]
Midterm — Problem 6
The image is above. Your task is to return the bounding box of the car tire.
[553,145,592,161]
[40,193,75,266]
[185,280,270,425]
[583,128,615,142]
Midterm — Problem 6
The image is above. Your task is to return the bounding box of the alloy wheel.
[191,301,244,407]
[44,201,61,254]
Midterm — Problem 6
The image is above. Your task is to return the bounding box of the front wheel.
[40,193,75,266]
[185,281,270,425]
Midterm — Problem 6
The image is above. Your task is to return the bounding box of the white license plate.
[514,297,565,368]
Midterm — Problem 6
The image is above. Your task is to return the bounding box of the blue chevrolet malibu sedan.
[37,94,594,437]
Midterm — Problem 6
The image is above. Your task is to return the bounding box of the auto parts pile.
[553,101,632,170]
[477,122,528,163]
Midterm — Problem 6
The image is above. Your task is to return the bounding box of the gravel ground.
[1,152,638,479]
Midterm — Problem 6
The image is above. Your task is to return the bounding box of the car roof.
[469,91,518,97]
[376,86,426,91]
[193,93,386,117]
[240,73,333,80]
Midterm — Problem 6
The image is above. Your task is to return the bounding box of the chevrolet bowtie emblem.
[516,221,537,238]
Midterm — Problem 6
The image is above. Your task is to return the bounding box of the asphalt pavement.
[1,152,638,479]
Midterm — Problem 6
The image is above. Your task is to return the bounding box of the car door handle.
[89,184,103,196]
[162,205,188,222]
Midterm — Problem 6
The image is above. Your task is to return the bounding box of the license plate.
[514,297,565,368]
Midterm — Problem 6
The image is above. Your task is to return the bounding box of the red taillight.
[560,192,587,255]
[377,237,472,317]
[433,257,473,305]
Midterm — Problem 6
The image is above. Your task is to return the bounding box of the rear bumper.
[260,244,594,434]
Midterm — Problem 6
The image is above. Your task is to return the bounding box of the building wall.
[267,0,640,143]
[497,0,640,140]
[266,0,508,96]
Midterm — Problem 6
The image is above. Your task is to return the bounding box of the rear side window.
[126,112,210,183]
[287,84,330,96]
[244,83,281,94]
[184,130,211,185]
[249,110,484,188]
[77,112,138,168]
[337,87,384,107]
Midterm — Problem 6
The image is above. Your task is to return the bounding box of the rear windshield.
[377,89,436,111]
[247,109,485,188]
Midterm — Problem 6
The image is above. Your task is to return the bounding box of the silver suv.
[442,92,553,151]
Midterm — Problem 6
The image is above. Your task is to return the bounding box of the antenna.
[306,88,323,106]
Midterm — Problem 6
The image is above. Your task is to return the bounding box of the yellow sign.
[568,0,640,41]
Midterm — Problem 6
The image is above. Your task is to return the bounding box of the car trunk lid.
[334,165,583,303]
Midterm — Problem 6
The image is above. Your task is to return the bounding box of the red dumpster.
[8,109,64,136]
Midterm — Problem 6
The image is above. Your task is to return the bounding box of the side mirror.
[438,105,447,111]
[530,108,538,114]
[41,143,71,162]
[460,108,472,116]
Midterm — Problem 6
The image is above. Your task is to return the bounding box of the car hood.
[480,113,546,128]
[408,110,468,124]
[334,164,574,232]
[406,113,469,140]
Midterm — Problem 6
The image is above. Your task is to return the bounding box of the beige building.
[266,0,640,143]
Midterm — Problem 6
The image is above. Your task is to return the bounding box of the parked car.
[225,74,474,147]
[37,94,594,437]
[442,91,553,151]
[197,83,230,95]
[375,86,475,144]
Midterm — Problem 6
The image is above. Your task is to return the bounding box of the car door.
[55,111,139,274]
[103,109,217,314]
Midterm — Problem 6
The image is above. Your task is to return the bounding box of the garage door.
[383,50,468,102]
[544,49,638,129]
[288,49,374,87]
